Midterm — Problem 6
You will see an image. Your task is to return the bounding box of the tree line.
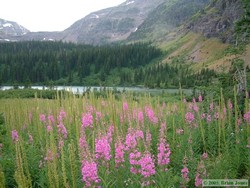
[0,41,217,88]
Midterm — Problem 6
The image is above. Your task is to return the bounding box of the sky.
[0,0,126,32]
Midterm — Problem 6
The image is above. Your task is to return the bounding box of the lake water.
[0,86,193,95]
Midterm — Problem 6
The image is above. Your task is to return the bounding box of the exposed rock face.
[61,0,165,44]
[0,19,29,40]
[187,0,244,43]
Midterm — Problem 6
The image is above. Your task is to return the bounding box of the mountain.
[0,0,246,47]
[186,0,244,43]
[158,0,249,73]
[0,19,29,41]
[61,0,165,44]
[127,0,210,42]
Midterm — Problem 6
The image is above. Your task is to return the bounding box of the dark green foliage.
[0,41,162,86]
[235,0,250,44]
[0,88,65,99]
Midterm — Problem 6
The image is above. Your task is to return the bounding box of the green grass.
[0,91,249,187]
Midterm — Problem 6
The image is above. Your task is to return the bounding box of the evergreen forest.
[0,41,217,88]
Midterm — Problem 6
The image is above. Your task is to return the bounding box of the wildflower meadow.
[0,91,249,187]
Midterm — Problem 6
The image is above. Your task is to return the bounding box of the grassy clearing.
[0,91,249,187]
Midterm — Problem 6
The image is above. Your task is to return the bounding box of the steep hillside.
[187,0,244,43]
[127,0,210,42]
[61,0,165,44]
[0,19,29,41]
[157,0,250,73]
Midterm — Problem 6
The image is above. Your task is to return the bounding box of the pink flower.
[227,99,233,111]
[181,166,190,182]
[58,140,64,150]
[198,95,203,102]
[95,136,111,161]
[138,110,144,123]
[48,115,55,125]
[129,150,141,174]
[47,125,53,132]
[244,111,250,124]
[176,129,184,135]
[28,134,33,143]
[115,141,125,167]
[202,152,208,160]
[81,160,100,187]
[82,113,93,128]
[57,122,68,139]
[145,106,158,124]
[44,149,54,162]
[157,139,171,166]
[195,173,203,187]
[139,153,156,178]
[39,114,46,123]
[193,104,199,112]
[11,130,19,142]
[79,136,88,149]
[201,113,206,119]
[206,114,212,123]
[95,112,102,123]
[123,102,129,111]
[185,112,195,124]
[58,110,66,122]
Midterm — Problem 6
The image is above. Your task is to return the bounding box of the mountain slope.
[187,0,244,43]
[61,0,165,44]
[0,19,29,41]
[158,0,248,72]
[127,0,210,42]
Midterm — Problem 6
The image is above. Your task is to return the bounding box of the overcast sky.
[0,0,126,32]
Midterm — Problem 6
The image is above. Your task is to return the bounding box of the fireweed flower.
[81,160,100,187]
[195,173,203,187]
[115,141,125,167]
[139,153,156,178]
[195,160,207,187]
[138,110,144,123]
[201,113,206,119]
[202,152,208,160]
[44,149,54,162]
[185,112,195,124]
[95,111,102,123]
[57,122,68,139]
[145,106,158,124]
[198,95,203,102]
[95,136,111,161]
[11,130,19,142]
[227,99,233,111]
[39,114,46,123]
[193,104,199,112]
[157,138,171,168]
[58,110,66,122]
[28,133,33,143]
[47,125,53,132]
[206,114,212,123]
[129,150,141,174]
[48,114,55,126]
[82,113,93,128]
[125,132,137,150]
[123,102,129,111]
[244,111,250,124]
[181,166,190,182]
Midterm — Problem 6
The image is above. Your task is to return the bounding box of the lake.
[0,86,193,95]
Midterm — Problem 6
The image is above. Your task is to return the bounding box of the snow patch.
[3,23,13,27]
[90,14,99,19]
[126,1,135,5]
